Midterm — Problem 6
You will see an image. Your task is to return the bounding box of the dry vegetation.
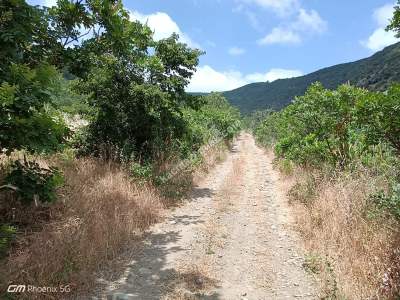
[276,159,400,299]
[1,158,162,298]
[0,141,229,299]
[162,264,218,300]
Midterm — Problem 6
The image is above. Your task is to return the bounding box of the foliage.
[371,184,400,221]
[51,76,90,116]
[197,92,241,140]
[66,2,204,161]
[181,93,241,154]
[255,83,400,168]
[0,0,241,214]
[254,111,282,148]
[130,162,153,181]
[128,93,241,184]
[0,224,16,258]
[387,1,400,38]
[303,253,323,274]
[0,62,70,154]
[355,84,400,154]
[4,160,64,204]
[242,109,273,130]
[255,81,400,219]
[0,0,71,155]
[224,42,400,114]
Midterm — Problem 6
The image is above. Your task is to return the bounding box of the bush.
[0,224,16,258]
[4,160,64,204]
[76,34,203,162]
[370,183,400,220]
[255,82,400,171]
[129,162,153,181]
[254,81,400,298]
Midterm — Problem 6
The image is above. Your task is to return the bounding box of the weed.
[0,224,16,258]
[370,183,400,220]
[303,253,323,274]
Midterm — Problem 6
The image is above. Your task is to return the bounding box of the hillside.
[223,42,400,113]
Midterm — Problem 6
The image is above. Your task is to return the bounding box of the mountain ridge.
[222,42,400,113]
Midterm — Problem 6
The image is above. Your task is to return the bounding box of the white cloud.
[374,3,395,27]
[363,28,398,51]
[187,66,247,92]
[187,65,303,92]
[39,3,201,48]
[258,27,301,45]
[258,8,327,46]
[363,3,398,51]
[237,0,327,46]
[129,10,200,48]
[295,9,327,34]
[229,47,246,56]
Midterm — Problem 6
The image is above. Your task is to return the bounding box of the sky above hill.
[31,0,400,92]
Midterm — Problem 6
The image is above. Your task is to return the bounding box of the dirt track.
[99,133,317,300]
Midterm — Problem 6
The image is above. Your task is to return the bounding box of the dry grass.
[283,166,400,299]
[162,264,219,300]
[193,141,229,184]
[155,141,228,204]
[0,141,231,299]
[1,158,163,299]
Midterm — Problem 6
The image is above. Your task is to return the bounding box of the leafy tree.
[387,1,400,37]
[0,0,69,154]
[254,111,282,147]
[269,83,368,166]
[181,93,241,154]
[355,84,400,154]
[0,0,241,207]
[243,109,274,130]
[0,0,75,204]
[254,82,400,170]
[64,1,204,161]
[5,160,64,204]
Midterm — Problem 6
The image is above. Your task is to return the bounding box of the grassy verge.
[276,160,400,299]
[0,139,231,299]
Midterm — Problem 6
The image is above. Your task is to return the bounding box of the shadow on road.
[90,186,221,300]
[191,187,215,200]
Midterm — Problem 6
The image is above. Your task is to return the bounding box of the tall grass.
[0,139,230,299]
[283,164,400,299]
[1,158,162,298]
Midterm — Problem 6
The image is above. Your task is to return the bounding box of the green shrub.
[0,224,16,258]
[129,162,153,181]
[4,160,64,204]
[303,253,324,274]
[275,158,294,176]
[255,82,400,172]
[371,183,400,220]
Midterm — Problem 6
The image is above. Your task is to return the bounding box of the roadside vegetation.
[0,0,240,298]
[250,7,400,298]
[252,81,400,298]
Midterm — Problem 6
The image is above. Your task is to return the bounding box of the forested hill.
[223,42,400,114]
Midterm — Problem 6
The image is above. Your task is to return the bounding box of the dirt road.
[100,133,317,300]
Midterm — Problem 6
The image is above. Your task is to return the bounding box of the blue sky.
[31,0,399,92]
